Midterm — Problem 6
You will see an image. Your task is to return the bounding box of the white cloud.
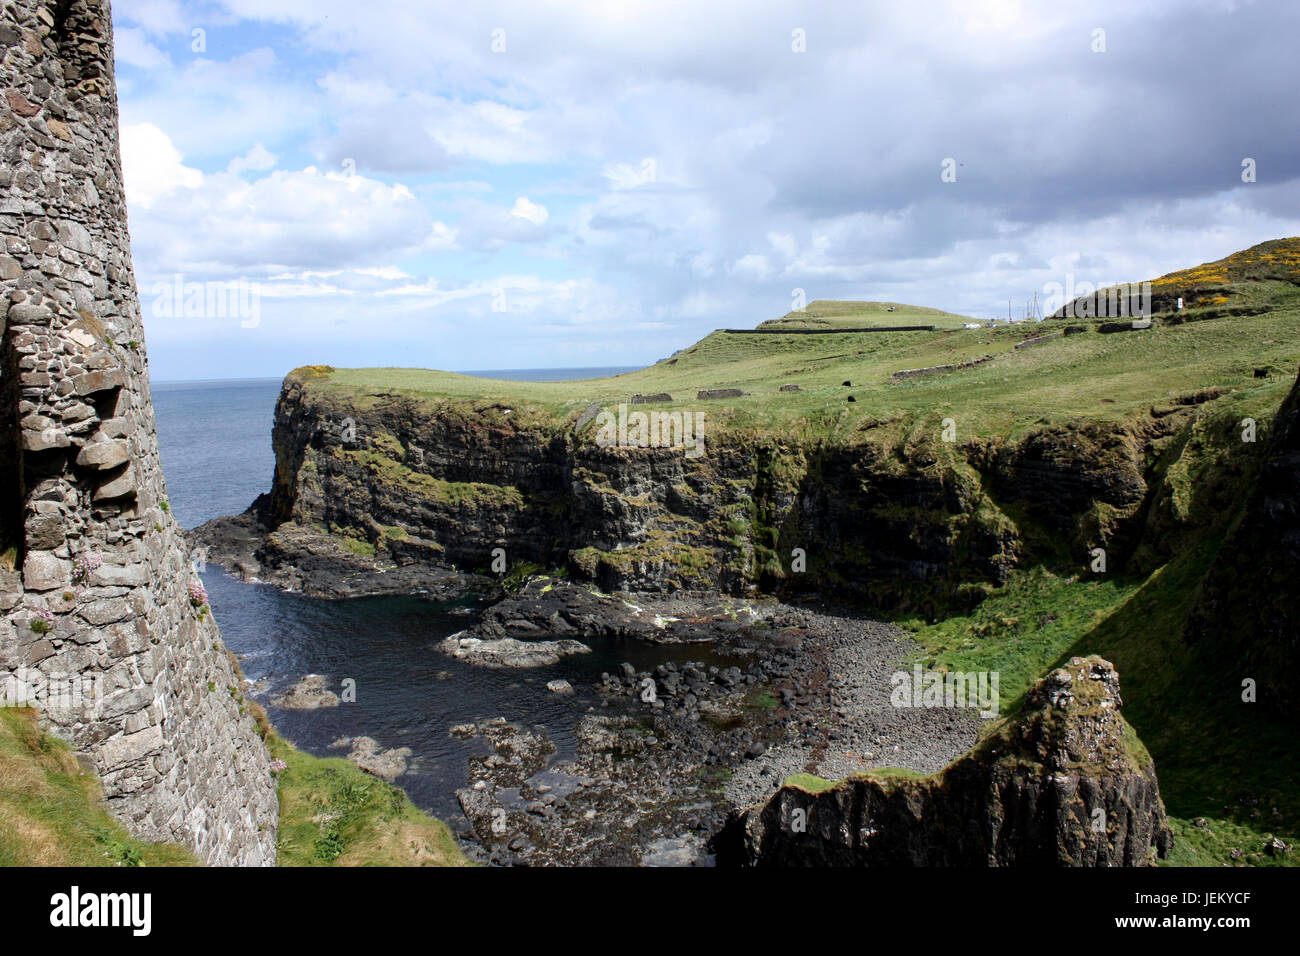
[226,142,278,176]
[422,222,460,251]
[120,122,202,209]
[114,0,189,37]
[602,159,658,190]
[123,125,433,278]
[114,27,172,70]
[511,196,549,225]
[730,253,773,280]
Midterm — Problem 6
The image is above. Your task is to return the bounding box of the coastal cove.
[153,373,829,863]
[153,374,997,865]
[181,259,1300,868]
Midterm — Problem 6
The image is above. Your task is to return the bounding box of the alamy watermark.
[1043,276,1152,319]
[890,665,1000,718]
[150,274,261,328]
[592,403,707,459]
[1,667,104,717]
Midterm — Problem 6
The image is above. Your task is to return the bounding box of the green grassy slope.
[901,547,1299,866]
[0,704,470,867]
[297,240,1300,455]
[0,707,198,866]
[268,731,470,867]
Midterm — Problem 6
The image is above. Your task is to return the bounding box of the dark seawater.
[151,368,730,821]
[152,378,281,527]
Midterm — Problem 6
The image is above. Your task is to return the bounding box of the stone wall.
[0,0,278,865]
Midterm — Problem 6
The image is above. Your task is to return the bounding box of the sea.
[151,368,733,821]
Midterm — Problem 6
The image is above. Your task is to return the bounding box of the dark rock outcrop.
[715,656,1173,866]
[1184,366,1300,719]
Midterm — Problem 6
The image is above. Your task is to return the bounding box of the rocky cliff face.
[0,0,277,865]
[1185,367,1300,720]
[239,366,1213,614]
[715,656,1173,866]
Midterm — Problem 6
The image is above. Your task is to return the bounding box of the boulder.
[330,735,411,780]
[437,633,591,669]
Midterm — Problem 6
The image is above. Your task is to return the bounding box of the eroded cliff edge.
[0,0,277,865]
[715,656,1173,866]
[204,359,1270,618]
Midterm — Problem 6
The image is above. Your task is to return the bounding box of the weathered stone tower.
[0,0,278,864]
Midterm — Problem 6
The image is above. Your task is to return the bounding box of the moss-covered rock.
[716,656,1173,866]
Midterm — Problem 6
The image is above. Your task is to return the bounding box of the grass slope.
[0,707,198,867]
[294,240,1300,456]
[0,704,469,867]
[900,547,1298,866]
[268,731,470,867]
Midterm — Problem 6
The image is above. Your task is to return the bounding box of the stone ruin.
[0,0,277,865]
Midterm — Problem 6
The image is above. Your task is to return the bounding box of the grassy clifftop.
[286,239,1300,453]
[755,298,975,329]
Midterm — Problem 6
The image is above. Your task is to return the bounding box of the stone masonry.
[0,0,278,865]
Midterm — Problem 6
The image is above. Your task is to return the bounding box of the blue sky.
[111,0,1300,381]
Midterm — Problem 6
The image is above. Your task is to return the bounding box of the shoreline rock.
[330,735,413,781]
[190,504,490,601]
[448,600,985,866]
[271,674,341,710]
[437,633,592,668]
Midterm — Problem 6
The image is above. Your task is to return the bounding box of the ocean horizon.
[153,365,644,386]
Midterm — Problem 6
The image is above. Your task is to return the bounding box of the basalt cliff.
[212,348,1289,627]
[0,0,277,864]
